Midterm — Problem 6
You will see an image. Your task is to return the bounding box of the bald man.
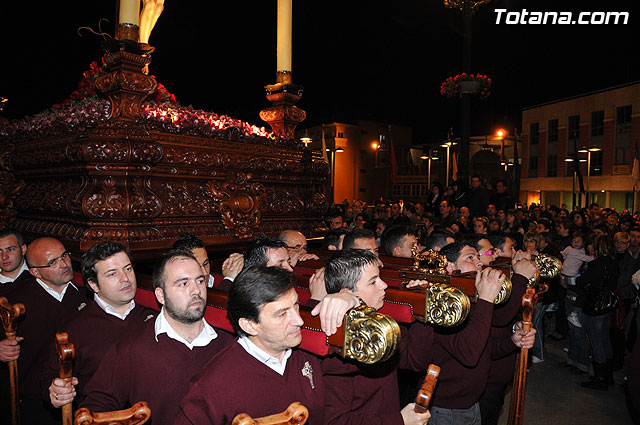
[278,230,319,267]
[1,237,90,424]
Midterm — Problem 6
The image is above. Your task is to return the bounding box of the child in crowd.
[561,233,594,327]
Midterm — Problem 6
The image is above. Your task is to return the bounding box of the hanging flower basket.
[440,73,491,99]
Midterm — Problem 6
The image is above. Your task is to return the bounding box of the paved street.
[498,333,637,425]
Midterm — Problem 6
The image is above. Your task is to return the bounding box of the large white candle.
[119,0,141,26]
[277,0,292,73]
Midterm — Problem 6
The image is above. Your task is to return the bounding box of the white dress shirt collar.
[0,261,29,284]
[36,278,77,302]
[154,307,218,350]
[93,293,136,320]
[237,335,292,375]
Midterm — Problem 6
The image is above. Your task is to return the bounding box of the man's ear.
[446,262,456,275]
[154,287,165,306]
[87,279,100,294]
[393,246,401,257]
[20,244,27,257]
[29,268,40,279]
[239,318,259,337]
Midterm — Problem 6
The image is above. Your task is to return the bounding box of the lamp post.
[579,145,602,205]
[443,0,491,183]
[371,141,379,168]
[440,141,453,187]
[421,147,439,188]
[564,156,576,209]
[327,145,344,204]
[300,136,312,148]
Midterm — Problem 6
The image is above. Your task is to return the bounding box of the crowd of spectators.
[325,176,640,401]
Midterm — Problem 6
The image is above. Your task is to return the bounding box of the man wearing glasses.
[278,230,319,268]
[0,237,90,424]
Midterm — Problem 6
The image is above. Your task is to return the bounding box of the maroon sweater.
[2,276,91,398]
[322,321,434,425]
[484,325,518,393]
[80,319,233,425]
[0,269,30,297]
[431,299,493,409]
[483,274,528,392]
[40,302,156,404]
[174,342,326,425]
[491,274,528,327]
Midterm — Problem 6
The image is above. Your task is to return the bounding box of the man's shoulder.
[5,274,40,302]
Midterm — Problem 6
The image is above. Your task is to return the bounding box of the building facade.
[298,121,416,204]
[520,82,640,212]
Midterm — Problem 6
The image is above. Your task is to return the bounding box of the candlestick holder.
[116,23,139,42]
[259,71,306,139]
[94,50,158,120]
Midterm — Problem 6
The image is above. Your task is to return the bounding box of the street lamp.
[300,136,312,147]
[420,147,439,187]
[578,145,602,205]
[440,141,454,187]
[326,146,344,203]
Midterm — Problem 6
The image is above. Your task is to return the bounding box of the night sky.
[1,0,638,143]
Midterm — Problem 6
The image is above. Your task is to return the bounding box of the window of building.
[547,154,557,177]
[337,132,344,138]
[530,122,539,145]
[528,156,538,177]
[615,105,632,165]
[591,110,604,137]
[590,151,603,176]
[548,119,558,143]
[568,115,580,141]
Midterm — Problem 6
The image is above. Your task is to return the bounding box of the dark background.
[1,0,638,143]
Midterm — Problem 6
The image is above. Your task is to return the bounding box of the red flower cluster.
[52,60,180,109]
[149,78,178,105]
[440,73,492,99]
[53,61,107,109]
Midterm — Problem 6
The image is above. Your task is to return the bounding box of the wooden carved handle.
[0,296,25,338]
[414,364,440,413]
[0,296,25,425]
[57,332,75,425]
[74,401,151,425]
[232,402,309,425]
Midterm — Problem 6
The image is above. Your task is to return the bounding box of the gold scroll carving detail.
[424,283,471,327]
[343,305,401,364]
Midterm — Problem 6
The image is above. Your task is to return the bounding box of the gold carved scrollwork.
[424,283,471,327]
[205,173,267,239]
[342,305,400,364]
[410,246,448,275]
[494,275,513,305]
[528,254,563,287]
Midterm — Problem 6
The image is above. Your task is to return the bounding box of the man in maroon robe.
[321,249,433,425]
[80,249,234,425]
[42,242,157,410]
[174,266,331,425]
[0,229,29,296]
[0,237,91,425]
[428,241,537,425]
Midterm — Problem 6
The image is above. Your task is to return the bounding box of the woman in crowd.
[576,235,620,390]
[425,182,444,216]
